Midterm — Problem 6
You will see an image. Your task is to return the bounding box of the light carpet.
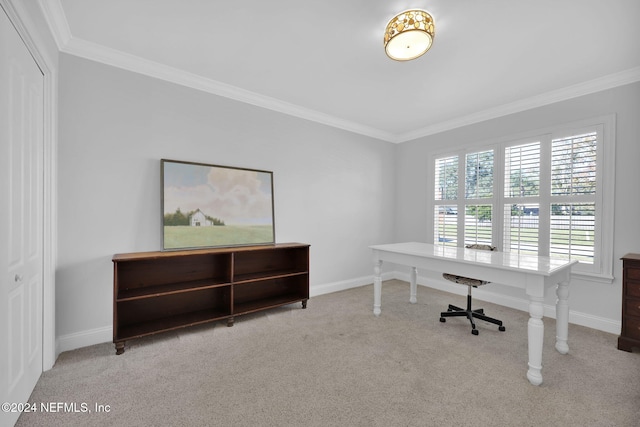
[16,280,640,427]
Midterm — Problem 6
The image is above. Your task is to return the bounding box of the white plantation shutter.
[549,132,597,263]
[550,203,596,261]
[504,203,540,255]
[463,150,494,246]
[503,142,541,254]
[430,116,614,280]
[434,155,460,247]
[505,142,540,198]
[465,150,493,199]
[551,133,597,196]
[434,156,458,201]
[465,204,492,245]
[434,205,458,247]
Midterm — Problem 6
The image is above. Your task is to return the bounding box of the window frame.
[428,115,615,282]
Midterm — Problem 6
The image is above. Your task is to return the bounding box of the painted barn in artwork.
[190,209,212,227]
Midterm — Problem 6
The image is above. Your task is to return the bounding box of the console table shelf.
[233,270,308,284]
[118,308,231,341]
[234,294,307,315]
[117,279,231,301]
[113,243,309,354]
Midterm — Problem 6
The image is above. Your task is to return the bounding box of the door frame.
[1,0,57,370]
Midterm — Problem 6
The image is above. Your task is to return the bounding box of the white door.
[0,6,44,427]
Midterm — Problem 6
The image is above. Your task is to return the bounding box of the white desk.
[370,242,578,386]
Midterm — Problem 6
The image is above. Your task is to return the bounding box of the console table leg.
[373,260,383,316]
[555,281,570,354]
[115,342,125,355]
[409,267,418,304]
[302,299,308,309]
[527,297,544,386]
[227,317,234,327]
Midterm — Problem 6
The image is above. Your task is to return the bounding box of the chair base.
[439,293,506,335]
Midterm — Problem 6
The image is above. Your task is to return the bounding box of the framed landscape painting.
[161,159,275,250]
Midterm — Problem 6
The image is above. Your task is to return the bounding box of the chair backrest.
[465,244,497,252]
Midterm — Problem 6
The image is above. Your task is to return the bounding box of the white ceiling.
[40,0,640,143]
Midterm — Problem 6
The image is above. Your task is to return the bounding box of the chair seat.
[442,273,489,287]
[440,244,503,335]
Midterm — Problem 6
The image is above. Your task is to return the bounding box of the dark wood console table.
[112,243,309,354]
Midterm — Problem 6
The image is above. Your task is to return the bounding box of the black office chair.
[439,244,506,335]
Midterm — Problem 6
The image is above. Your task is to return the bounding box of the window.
[504,141,540,255]
[434,149,496,247]
[434,156,459,246]
[431,116,615,280]
[464,150,494,245]
[549,133,597,263]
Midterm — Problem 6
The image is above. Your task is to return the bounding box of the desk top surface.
[370,242,577,276]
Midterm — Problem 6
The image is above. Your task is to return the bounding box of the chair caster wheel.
[439,317,446,323]
[499,326,506,332]
[472,329,479,335]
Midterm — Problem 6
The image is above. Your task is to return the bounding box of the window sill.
[572,269,614,284]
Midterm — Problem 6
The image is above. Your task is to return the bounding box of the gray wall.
[56,54,396,345]
[396,82,640,325]
[56,51,639,349]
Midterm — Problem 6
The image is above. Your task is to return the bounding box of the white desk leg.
[373,260,382,316]
[555,281,570,354]
[527,296,545,386]
[409,267,418,304]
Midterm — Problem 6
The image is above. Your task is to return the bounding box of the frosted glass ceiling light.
[384,9,435,61]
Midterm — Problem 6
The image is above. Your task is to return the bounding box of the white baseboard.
[55,270,619,355]
[54,274,391,354]
[567,312,621,335]
[394,271,621,335]
[57,325,112,355]
[309,272,394,297]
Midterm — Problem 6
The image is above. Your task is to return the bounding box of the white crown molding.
[61,37,396,143]
[2,0,55,67]
[37,1,640,145]
[35,0,396,142]
[37,0,70,50]
[395,66,640,143]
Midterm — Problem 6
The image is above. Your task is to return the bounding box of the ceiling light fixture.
[384,9,435,61]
